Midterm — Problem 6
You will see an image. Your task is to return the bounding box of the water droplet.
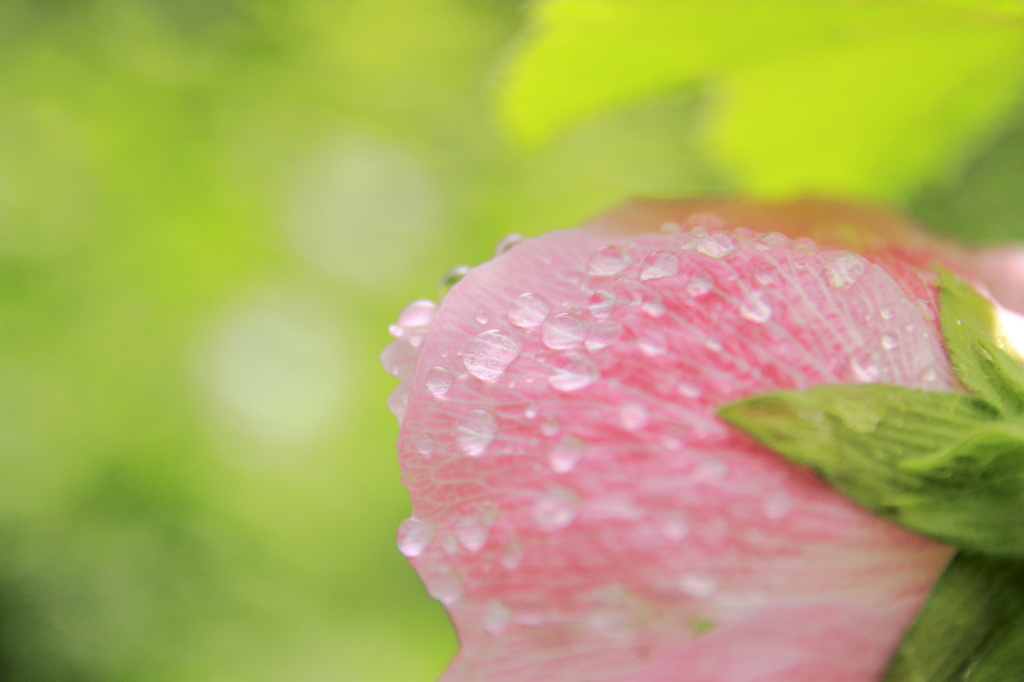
[794,237,818,251]
[677,382,702,398]
[425,566,463,604]
[426,366,454,396]
[697,233,738,258]
[684,212,726,232]
[881,333,898,350]
[686,273,714,297]
[835,400,880,433]
[637,330,668,357]
[880,307,894,320]
[586,319,623,352]
[455,409,498,456]
[734,226,755,239]
[415,433,435,456]
[396,517,436,557]
[548,351,600,392]
[483,600,513,634]
[500,541,524,570]
[387,384,410,423]
[921,367,938,383]
[640,251,680,280]
[762,492,793,520]
[588,290,616,318]
[588,246,632,276]
[494,233,526,257]
[524,403,539,419]
[380,340,418,379]
[824,252,868,289]
[692,458,728,482]
[759,232,790,249]
[540,417,561,437]
[739,291,772,324]
[657,510,690,541]
[641,300,666,317]
[398,300,438,329]
[463,330,523,381]
[619,402,650,431]
[533,489,579,531]
[704,338,723,352]
[850,351,881,383]
[455,509,495,554]
[438,265,471,300]
[508,292,551,328]
[549,436,586,473]
[542,313,589,349]
[475,312,490,325]
[690,225,709,237]
[679,573,718,598]
[659,221,682,234]
[755,267,780,286]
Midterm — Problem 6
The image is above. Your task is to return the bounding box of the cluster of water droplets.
[381,299,438,424]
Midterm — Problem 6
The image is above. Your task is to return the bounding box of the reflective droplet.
[921,367,938,383]
[380,340,418,379]
[438,265,471,300]
[397,300,438,329]
[456,512,495,554]
[637,330,668,357]
[684,212,725,232]
[686,273,714,297]
[881,334,898,350]
[734,226,755,239]
[463,330,523,381]
[679,573,718,598]
[692,458,728,482]
[475,312,490,325]
[540,417,561,437]
[824,252,867,289]
[705,338,723,352]
[396,517,436,557]
[415,433,435,456]
[494,233,526,257]
[659,221,682,234]
[426,366,454,396]
[657,510,690,541]
[794,237,818,251]
[483,600,513,634]
[759,232,791,249]
[588,246,631,276]
[851,351,881,383]
[588,290,616,318]
[549,436,586,473]
[880,307,895,320]
[739,292,772,324]
[455,409,498,456]
[425,566,463,604]
[641,300,666,317]
[640,251,680,280]
[548,351,600,392]
[835,400,880,433]
[387,383,410,423]
[500,541,524,570]
[677,382,701,398]
[697,233,738,258]
[533,489,579,531]
[762,492,793,520]
[586,319,623,352]
[755,267,781,286]
[542,313,589,350]
[619,402,650,431]
[508,292,551,328]
[524,403,539,419]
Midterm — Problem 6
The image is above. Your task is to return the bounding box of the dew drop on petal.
[697,233,738,259]
[387,383,410,423]
[762,492,793,520]
[739,292,772,324]
[794,237,818,252]
[549,436,586,473]
[641,300,666,317]
[588,290,616,318]
[921,366,938,383]
[425,566,463,604]
[880,306,895,320]
[483,600,513,635]
[398,300,438,329]
[679,573,718,598]
[508,292,551,328]
[548,351,600,392]
[540,417,561,437]
[494,233,526,257]
[501,542,524,570]
[426,366,454,396]
[533,490,579,531]
[455,409,498,456]
[415,433,435,456]
[588,246,632,276]
[705,338,723,352]
[396,517,436,557]
[637,330,668,357]
[659,221,682,234]
[475,312,490,325]
[456,515,492,554]
[687,273,714,298]
[851,351,882,383]
[438,265,471,300]
[586,319,623,352]
[756,267,781,286]
[640,251,680,280]
[524,403,539,419]
[677,382,701,398]
[463,330,523,381]
[881,333,899,350]
[542,313,589,350]
[619,402,650,431]
[759,232,790,249]
[657,510,690,541]
[824,252,868,289]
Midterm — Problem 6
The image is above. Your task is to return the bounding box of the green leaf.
[718,384,1024,556]
[939,268,1024,414]
[884,552,1024,682]
[499,0,1024,199]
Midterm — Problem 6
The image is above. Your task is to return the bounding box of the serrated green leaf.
[718,384,1024,556]
[499,0,1024,199]
[940,268,1024,414]
[884,552,1024,682]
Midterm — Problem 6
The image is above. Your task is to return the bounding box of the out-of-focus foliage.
[500,0,1024,200]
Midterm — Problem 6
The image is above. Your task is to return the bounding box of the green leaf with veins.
[883,552,1024,682]
[499,0,1024,199]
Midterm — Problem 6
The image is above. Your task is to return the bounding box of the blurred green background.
[2,1,1024,680]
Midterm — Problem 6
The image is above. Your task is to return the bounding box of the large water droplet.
[438,265,471,300]
[679,573,718,598]
[881,333,898,350]
[426,366,454,396]
[586,319,623,352]
[549,436,586,473]
[640,251,680,280]
[415,433,435,456]
[483,600,513,635]
[548,352,600,392]
[697,233,738,259]
[533,489,579,531]
[637,330,668,357]
[494,233,526,257]
[759,232,790,249]
[588,246,632,276]
[397,300,437,329]
[686,273,714,297]
[542,313,589,350]
[739,291,772,324]
[588,290,616,318]
[463,330,523,381]
[824,252,868,289]
[851,351,881,383]
[387,383,410,423]
[381,340,418,379]
[619,402,650,431]
[396,517,436,557]
[455,409,498,456]
[508,292,551,328]
[425,566,463,604]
